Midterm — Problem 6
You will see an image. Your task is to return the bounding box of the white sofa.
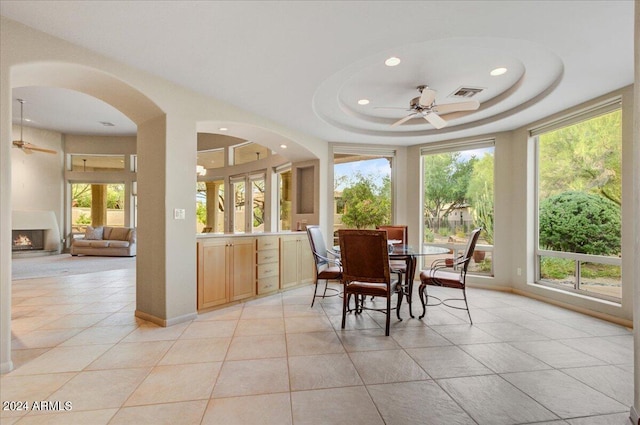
[71,226,136,257]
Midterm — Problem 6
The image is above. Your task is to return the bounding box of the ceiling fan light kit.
[390,85,481,129]
[12,99,57,155]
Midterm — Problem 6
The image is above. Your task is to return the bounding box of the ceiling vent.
[449,87,484,98]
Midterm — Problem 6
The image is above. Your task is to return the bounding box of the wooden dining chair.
[306,225,342,307]
[418,227,482,324]
[339,229,399,336]
[376,225,409,284]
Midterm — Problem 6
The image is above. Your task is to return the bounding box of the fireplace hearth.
[12,229,45,251]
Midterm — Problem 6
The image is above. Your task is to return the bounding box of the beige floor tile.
[327,312,382,331]
[406,345,492,379]
[158,338,231,365]
[0,373,76,408]
[196,306,243,321]
[389,326,452,348]
[38,313,110,330]
[368,381,475,425]
[240,305,284,320]
[288,353,362,390]
[337,329,401,352]
[286,331,345,356]
[562,365,633,406]
[226,334,286,360]
[59,325,137,346]
[291,386,384,425]
[212,358,289,398]
[509,340,607,369]
[284,316,334,333]
[11,328,83,349]
[234,318,285,336]
[283,303,326,317]
[14,408,118,424]
[567,412,636,425]
[47,368,150,411]
[502,369,628,419]
[460,342,551,373]
[438,374,558,424]
[349,349,430,384]
[7,348,50,370]
[180,320,237,339]
[109,400,207,425]
[10,344,113,375]
[121,321,190,342]
[86,341,174,370]
[202,393,292,425]
[94,312,147,327]
[125,362,220,406]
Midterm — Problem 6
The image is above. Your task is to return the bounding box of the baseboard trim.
[1,360,14,374]
[134,310,197,327]
[631,405,639,425]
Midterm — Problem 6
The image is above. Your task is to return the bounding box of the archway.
[1,61,168,373]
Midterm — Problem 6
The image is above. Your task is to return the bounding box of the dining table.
[332,243,450,319]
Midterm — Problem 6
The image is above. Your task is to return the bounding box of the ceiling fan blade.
[22,142,57,155]
[423,112,447,129]
[435,100,480,115]
[27,146,57,155]
[419,88,436,107]
[391,113,418,127]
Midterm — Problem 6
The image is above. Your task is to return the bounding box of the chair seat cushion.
[346,281,393,297]
[419,269,463,288]
[317,265,342,280]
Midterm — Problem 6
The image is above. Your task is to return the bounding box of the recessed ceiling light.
[23,118,32,122]
[357,99,370,105]
[280,144,287,149]
[219,127,228,131]
[384,57,401,67]
[490,67,507,76]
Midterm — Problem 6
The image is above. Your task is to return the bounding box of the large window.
[277,168,292,231]
[535,105,622,300]
[70,154,125,171]
[421,142,494,275]
[71,183,125,233]
[250,174,265,233]
[333,150,393,238]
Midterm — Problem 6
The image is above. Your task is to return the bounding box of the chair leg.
[385,295,391,336]
[396,287,403,321]
[341,289,348,329]
[311,279,319,307]
[322,279,329,298]
[462,286,472,325]
[418,283,427,319]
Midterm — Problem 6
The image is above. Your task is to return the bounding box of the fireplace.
[12,229,45,252]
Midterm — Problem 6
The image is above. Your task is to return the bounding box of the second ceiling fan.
[389,85,480,129]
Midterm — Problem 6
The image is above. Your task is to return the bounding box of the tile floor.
[1,267,634,425]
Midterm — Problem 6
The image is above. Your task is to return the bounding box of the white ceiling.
[2,1,634,145]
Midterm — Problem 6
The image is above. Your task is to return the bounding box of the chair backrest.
[306,225,329,270]
[376,225,407,245]
[338,229,390,284]
[461,228,482,273]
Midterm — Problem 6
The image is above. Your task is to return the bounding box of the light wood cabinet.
[256,236,279,294]
[280,233,314,289]
[197,237,255,310]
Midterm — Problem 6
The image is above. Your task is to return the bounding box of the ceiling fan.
[12,99,57,155]
[388,85,480,129]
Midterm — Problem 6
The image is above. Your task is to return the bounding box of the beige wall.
[11,125,64,242]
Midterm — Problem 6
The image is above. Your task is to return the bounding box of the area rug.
[12,254,135,280]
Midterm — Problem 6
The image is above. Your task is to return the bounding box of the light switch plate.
[174,208,186,220]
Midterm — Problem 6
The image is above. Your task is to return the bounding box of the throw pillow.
[84,226,104,240]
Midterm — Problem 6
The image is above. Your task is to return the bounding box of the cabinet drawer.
[257,249,279,265]
[257,237,279,251]
[257,276,279,294]
[257,263,279,279]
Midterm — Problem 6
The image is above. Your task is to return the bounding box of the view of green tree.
[466,153,494,243]
[538,110,621,206]
[539,191,621,255]
[340,172,390,229]
[423,152,477,231]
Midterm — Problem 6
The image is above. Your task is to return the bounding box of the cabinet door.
[298,236,315,284]
[198,240,228,309]
[280,236,299,288]
[230,238,255,301]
